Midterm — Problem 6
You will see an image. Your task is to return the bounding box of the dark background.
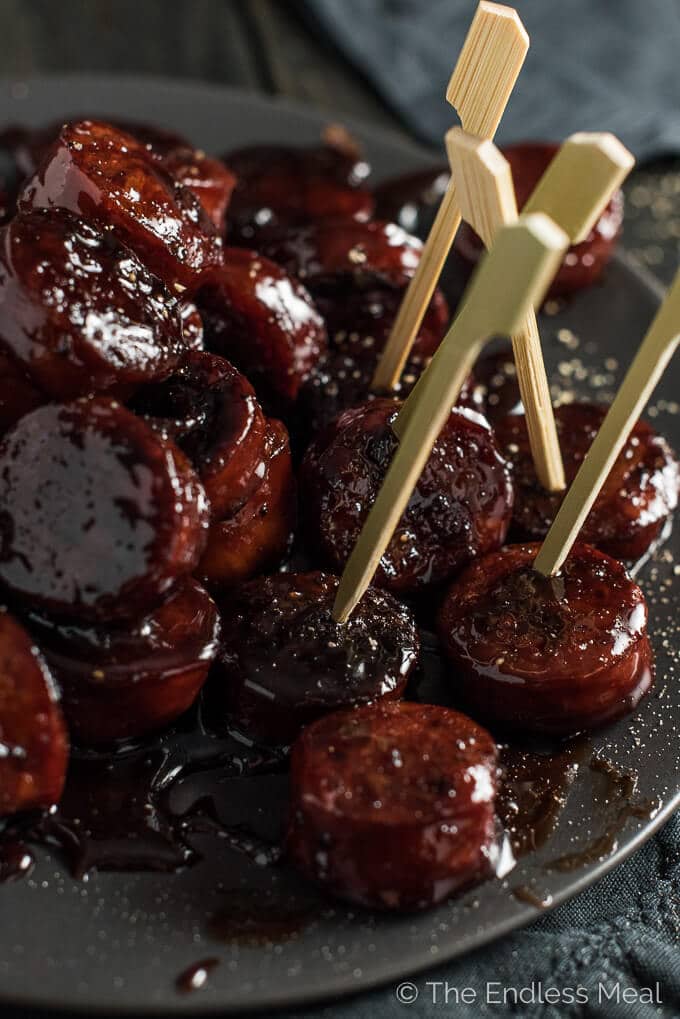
[0,0,677,288]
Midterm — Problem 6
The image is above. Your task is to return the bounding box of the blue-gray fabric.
[302,0,680,159]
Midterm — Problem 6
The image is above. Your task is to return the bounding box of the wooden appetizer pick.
[333,214,569,623]
[534,268,680,577]
[440,128,635,491]
[370,0,529,393]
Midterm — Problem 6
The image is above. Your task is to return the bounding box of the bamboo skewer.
[534,268,680,578]
[333,214,569,623]
[370,1,529,393]
[441,128,564,491]
[426,128,635,490]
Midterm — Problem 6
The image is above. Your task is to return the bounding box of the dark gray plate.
[0,75,678,1016]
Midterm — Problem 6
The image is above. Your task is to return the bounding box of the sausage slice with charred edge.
[299,399,513,593]
[497,403,680,560]
[20,119,223,291]
[131,350,268,521]
[438,543,654,735]
[196,418,296,591]
[287,701,498,910]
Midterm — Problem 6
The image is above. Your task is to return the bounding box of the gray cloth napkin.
[302,0,680,159]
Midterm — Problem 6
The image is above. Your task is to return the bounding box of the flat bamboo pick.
[370,1,529,393]
[436,129,635,490]
[444,127,564,491]
[534,268,680,577]
[333,214,569,623]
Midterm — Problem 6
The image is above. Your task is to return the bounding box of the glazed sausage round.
[0,397,209,621]
[20,119,223,291]
[211,571,419,746]
[199,248,327,409]
[438,542,654,735]
[131,350,267,520]
[258,219,423,296]
[160,146,236,233]
[0,343,45,435]
[196,418,296,591]
[28,577,220,746]
[224,135,373,245]
[0,209,186,399]
[299,399,514,593]
[496,403,680,560]
[287,700,498,910]
[0,610,69,816]
[455,142,624,298]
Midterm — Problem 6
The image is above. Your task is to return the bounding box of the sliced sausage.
[287,701,498,910]
[196,418,296,591]
[20,119,223,291]
[224,134,373,245]
[199,248,327,408]
[28,577,220,746]
[131,350,268,520]
[455,141,624,299]
[0,397,209,620]
[438,542,654,735]
[299,399,513,593]
[0,610,68,817]
[258,219,423,296]
[496,403,680,560]
[0,209,186,399]
[211,571,418,746]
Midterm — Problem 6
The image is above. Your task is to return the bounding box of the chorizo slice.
[299,399,513,593]
[438,542,654,735]
[0,397,209,621]
[131,351,268,520]
[161,147,236,233]
[196,418,296,591]
[258,219,423,296]
[224,134,373,245]
[198,248,327,408]
[0,209,185,399]
[454,142,624,299]
[287,701,498,910]
[20,119,223,291]
[496,403,680,560]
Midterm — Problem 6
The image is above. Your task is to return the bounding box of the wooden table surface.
[0,0,677,287]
